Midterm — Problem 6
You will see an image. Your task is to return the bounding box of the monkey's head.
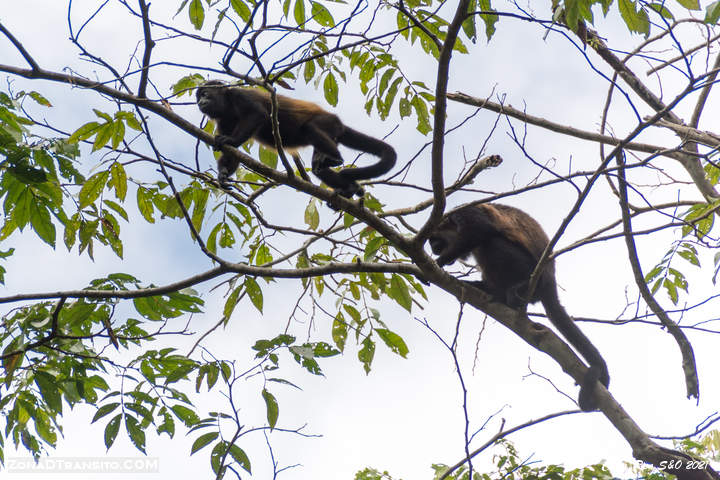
[196,80,227,118]
[428,216,458,258]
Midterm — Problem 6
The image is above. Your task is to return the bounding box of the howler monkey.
[196,80,396,197]
[429,203,609,411]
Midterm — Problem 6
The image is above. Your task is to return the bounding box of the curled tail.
[541,289,609,411]
[337,127,396,181]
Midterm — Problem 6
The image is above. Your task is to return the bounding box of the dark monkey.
[196,80,396,197]
[429,203,609,411]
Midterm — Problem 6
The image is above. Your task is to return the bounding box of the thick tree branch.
[0,63,414,254]
[437,276,717,480]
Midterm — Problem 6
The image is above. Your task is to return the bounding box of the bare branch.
[137,0,154,98]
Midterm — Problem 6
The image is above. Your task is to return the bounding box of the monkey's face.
[428,234,447,255]
[196,82,226,118]
[428,220,457,256]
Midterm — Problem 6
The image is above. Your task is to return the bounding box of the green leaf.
[618,0,650,36]
[29,202,56,247]
[228,444,251,474]
[79,171,110,208]
[104,199,129,221]
[244,277,263,313]
[258,145,278,169]
[294,0,306,26]
[104,414,122,449]
[310,1,334,26]
[188,0,205,29]
[304,199,320,230]
[323,73,339,107]
[411,95,431,134]
[35,372,62,412]
[332,312,348,352]
[27,91,52,107]
[109,162,128,201]
[663,278,679,304]
[644,265,663,283]
[389,274,412,311]
[705,1,720,23]
[303,60,316,83]
[261,389,279,429]
[68,121,102,144]
[12,188,33,229]
[646,3,674,19]
[125,415,146,453]
[230,0,252,22]
[9,164,48,184]
[136,187,155,223]
[363,236,385,261]
[462,6,477,41]
[92,403,120,423]
[224,285,244,319]
[171,74,205,98]
[375,328,409,358]
[358,336,375,374]
[92,123,114,152]
[171,404,200,427]
[157,409,175,437]
[675,0,700,10]
[191,432,219,454]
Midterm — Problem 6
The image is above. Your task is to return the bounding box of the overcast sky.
[1,1,720,479]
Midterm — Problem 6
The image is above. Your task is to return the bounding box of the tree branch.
[615,149,699,400]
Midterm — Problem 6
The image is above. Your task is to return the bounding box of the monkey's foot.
[311,151,343,168]
[217,174,233,191]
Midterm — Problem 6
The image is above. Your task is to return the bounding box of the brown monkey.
[429,203,609,411]
[196,80,396,197]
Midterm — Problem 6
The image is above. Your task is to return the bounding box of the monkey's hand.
[433,254,453,267]
[213,134,235,151]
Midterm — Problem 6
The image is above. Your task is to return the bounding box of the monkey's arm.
[214,91,270,150]
[434,239,476,267]
[434,209,503,266]
[214,109,267,150]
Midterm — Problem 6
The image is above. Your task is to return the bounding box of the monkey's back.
[238,88,341,148]
[469,204,556,301]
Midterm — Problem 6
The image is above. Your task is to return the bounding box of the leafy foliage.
[1,0,720,477]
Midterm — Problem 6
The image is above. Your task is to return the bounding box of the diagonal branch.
[0,22,40,70]
[580,27,720,201]
[447,92,687,161]
[614,150,699,400]
[137,0,154,98]
[415,0,471,242]
[0,260,421,305]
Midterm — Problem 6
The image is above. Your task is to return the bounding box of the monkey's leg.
[303,124,344,168]
[217,153,240,188]
[311,157,363,198]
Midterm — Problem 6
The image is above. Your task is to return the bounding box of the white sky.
[1,1,719,479]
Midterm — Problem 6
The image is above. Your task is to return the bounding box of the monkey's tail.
[541,289,609,411]
[337,127,396,181]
